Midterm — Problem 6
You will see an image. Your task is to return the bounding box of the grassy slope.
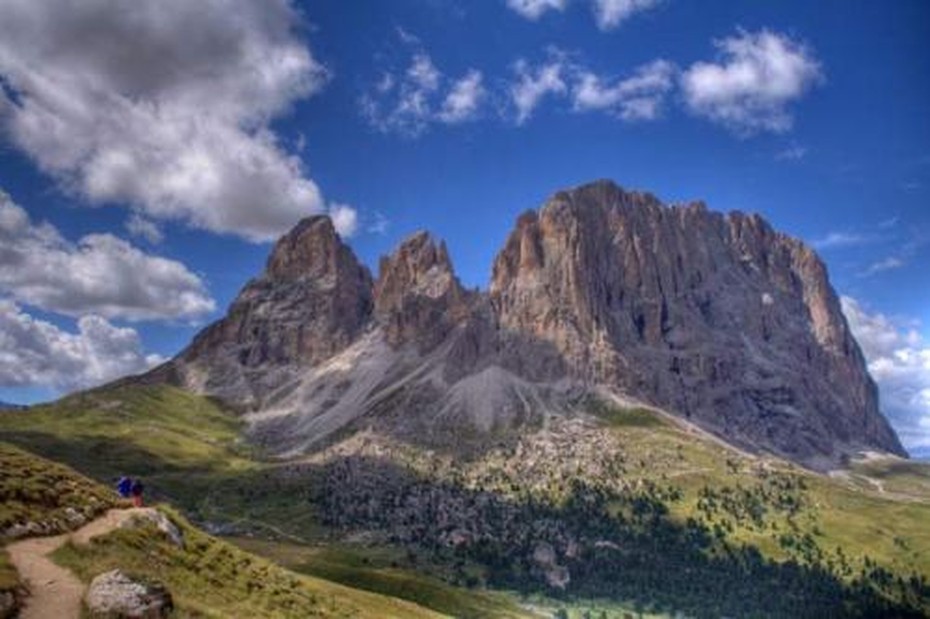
[231,538,535,619]
[0,440,122,611]
[0,440,443,618]
[0,441,120,536]
[3,384,930,616]
[53,506,443,619]
[0,386,512,617]
[594,406,930,580]
[0,385,259,516]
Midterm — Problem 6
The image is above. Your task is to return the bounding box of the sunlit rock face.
[151,180,904,468]
[490,180,903,465]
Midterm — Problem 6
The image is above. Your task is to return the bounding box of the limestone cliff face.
[156,180,905,467]
[490,180,903,463]
[373,231,473,352]
[170,216,373,407]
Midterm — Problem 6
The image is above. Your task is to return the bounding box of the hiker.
[130,478,145,507]
[116,475,132,499]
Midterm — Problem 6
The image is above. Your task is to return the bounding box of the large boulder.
[85,570,172,618]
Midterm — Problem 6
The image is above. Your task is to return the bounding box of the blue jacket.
[117,477,132,498]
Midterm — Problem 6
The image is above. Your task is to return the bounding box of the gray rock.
[85,570,172,618]
[119,511,183,548]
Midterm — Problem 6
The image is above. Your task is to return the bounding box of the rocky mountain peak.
[265,215,346,283]
[374,230,472,351]
[491,180,904,464]
[154,180,905,468]
[165,214,374,407]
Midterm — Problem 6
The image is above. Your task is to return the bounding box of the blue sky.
[0,0,927,454]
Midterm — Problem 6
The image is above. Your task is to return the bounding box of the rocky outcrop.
[152,180,905,468]
[119,511,184,548]
[374,231,473,352]
[490,180,903,464]
[164,216,373,407]
[85,570,172,618]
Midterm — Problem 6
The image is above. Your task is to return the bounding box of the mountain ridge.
[150,180,904,469]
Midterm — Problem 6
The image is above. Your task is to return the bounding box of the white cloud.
[0,0,352,242]
[681,29,822,134]
[572,59,675,120]
[0,191,215,321]
[842,297,930,454]
[125,213,164,244]
[361,49,484,136]
[860,256,906,278]
[505,0,656,28]
[0,300,163,391]
[510,57,569,125]
[506,0,568,20]
[592,0,659,30]
[408,54,442,92]
[438,70,486,123]
[811,231,869,250]
[328,203,359,238]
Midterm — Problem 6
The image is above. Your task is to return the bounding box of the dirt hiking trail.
[6,507,156,619]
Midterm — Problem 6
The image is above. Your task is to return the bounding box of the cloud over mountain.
[681,29,822,134]
[361,50,485,136]
[0,191,214,321]
[842,297,930,456]
[0,0,351,241]
[0,300,163,390]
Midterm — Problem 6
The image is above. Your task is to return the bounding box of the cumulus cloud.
[681,29,822,134]
[505,0,657,28]
[0,0,355,242]
[510,56,569,125]
[328,203,359,238]
[506,0,568,20]
[0,191,215,321]
[438,70,486,123]
[572,59,675,120]
[125,213,164,245]
[842,297,930,455]
[361,49,485,136]
[0,300,163,391]
[591,0,660,30]
[510,52,675,125]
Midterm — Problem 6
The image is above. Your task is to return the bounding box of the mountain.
[2,180,928,616]
[154,180,902,469]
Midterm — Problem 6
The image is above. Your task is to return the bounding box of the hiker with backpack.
[130,478,145,507]
[116,475,132,499]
